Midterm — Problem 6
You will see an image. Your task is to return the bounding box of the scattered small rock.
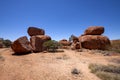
[71,68,80,75]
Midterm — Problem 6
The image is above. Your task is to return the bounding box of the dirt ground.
[0,48,120,80]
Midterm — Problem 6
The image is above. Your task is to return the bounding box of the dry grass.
[109,58,120,64]
[96,71,120,80]
[108,40,120,53]
[89,63,120,80]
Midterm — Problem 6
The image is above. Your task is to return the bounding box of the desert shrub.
[43,40,62,52]
[3,39,12,47]
[0,38,12,48]
[89,63,120,80]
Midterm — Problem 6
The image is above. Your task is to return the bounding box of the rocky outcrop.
[71,42,81,50]
[27,27,45,36]
[79,26,110,50]
[11,36,33,54]
[84,26,104,35]
[11,27,51,53]
[79,35,110,50]
[30,35,51,52]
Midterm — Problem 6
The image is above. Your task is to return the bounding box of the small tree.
[43,40,60,52]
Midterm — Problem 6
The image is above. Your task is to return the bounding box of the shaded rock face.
[59,39,71,46]
[30,35,51,52]
[0,44,3,48]
[11,36,33,54]
[79,35,110,50]
[27,27,45,36]
[84,26,104,35]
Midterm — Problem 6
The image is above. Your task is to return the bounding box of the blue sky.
[0,0,120,41]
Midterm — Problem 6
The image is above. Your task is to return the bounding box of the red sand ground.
[0,48,120,80]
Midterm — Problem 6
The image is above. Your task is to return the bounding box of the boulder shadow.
[12,52,32,56]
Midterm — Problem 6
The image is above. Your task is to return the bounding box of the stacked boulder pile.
[11,27,51,54]
[79,26,111,50]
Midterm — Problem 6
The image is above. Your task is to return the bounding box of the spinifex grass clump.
[89,63,120,80]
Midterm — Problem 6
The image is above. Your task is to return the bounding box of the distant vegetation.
[0,38,12,48]
[89,63,120,80]
[107,40,120,53]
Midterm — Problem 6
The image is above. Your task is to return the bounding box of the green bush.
[43,40,62,52]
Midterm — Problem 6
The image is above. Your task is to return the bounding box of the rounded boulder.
[79,35,110,50]
[27,27,45,36]
[84,26,104,35]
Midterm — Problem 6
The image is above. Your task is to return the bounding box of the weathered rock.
[11,36,33,54]
[30,35,51,52]
[72,36,79,43]
[27,27,45,36]
[71,42,81,50]
[79,35,110,50]
[59,39,71,46]
[84,26,104,35]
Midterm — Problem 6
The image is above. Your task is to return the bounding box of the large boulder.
[84,26,104,35]
[11,36,33,54]
[30,35,51,52]
[27,27,45,36]
[79,35,110,50]
[59,39,71,46]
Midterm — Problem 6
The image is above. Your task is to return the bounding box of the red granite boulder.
[79,35,110,50]
[27,27,45,36]
[84,26,104,35]
[11,36,33,54]
[30,35,51,52]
